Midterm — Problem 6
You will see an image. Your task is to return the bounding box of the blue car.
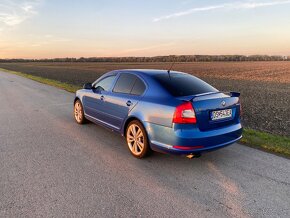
[74,69,242,158]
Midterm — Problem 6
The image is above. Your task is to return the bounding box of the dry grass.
[1,61,289,84]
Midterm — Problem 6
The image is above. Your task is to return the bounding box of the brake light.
[173,101,196,124]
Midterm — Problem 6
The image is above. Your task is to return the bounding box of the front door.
[83,75,116,124]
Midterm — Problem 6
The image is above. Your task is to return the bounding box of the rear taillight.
[173,102,196,124]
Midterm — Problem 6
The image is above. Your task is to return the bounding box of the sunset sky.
[1,0,290,58]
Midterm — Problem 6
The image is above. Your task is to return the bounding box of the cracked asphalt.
[0,70,289,218]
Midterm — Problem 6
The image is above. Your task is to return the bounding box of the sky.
[0,0,290,58]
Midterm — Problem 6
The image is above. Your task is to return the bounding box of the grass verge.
[1,68,289,158]
[241,128,290,158]
[0,68,81,93]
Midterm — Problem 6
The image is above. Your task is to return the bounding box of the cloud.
[0,0,42,26]
[153,0,290,22]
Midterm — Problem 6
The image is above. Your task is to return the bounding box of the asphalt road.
[0,71,289,218]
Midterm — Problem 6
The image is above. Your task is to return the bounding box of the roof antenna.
[167,60,176,80]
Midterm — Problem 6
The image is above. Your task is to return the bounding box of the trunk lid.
[178,92,241,131]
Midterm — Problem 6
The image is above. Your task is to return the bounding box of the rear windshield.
[153,73,218,97]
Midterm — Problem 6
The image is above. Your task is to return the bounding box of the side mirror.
[230,92,240,97]
[94,86,104,93]
[83,83,92,90]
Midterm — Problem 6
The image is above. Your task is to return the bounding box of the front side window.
[93,76,116,92]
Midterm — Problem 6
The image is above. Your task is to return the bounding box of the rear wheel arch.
[123,116,140,136]
[123,116,149,136]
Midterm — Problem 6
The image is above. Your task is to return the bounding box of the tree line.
[0,55,289,63]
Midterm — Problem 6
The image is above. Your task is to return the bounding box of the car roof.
[112,69,184,76]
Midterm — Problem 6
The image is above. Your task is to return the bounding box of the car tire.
[74,99,86,124]
[126,120,151,158]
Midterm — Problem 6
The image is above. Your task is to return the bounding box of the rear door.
[102,73,146,130]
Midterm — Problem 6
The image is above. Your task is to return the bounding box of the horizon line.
[1,54,290,60]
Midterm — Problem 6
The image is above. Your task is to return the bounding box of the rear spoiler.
[178,91,240,102]
[227,91,240,97]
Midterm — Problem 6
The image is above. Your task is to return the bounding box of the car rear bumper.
[143,122,242,155]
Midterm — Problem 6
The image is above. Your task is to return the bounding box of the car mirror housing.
[83,83,92,90]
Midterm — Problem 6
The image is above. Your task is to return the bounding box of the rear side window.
[113,73,146,95]
[113,74,136,94]
[153,73,218,97]
[131,78,146,95]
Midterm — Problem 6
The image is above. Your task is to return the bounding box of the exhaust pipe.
[186,154,201,159]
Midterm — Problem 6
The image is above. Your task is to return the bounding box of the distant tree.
[0,54,287,63]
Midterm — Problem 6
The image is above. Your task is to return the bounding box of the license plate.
[211,109,232,120]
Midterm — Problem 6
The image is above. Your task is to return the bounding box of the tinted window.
[113,74,136,94]
[153,73,218,97]
[131,78,146,96]
[94,76,116,91]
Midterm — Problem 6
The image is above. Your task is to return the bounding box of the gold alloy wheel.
[74,101,83,123]
[126,124,145,156]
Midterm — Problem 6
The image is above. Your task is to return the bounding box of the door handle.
[126,100,132,107]
[100,95,105,101]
